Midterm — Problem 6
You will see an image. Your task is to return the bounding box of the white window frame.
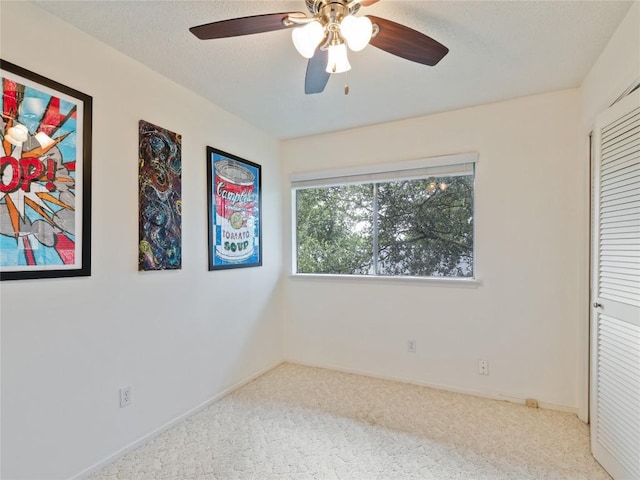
[290,152,479,284]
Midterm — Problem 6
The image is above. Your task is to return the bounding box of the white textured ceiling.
[34,0,632,139]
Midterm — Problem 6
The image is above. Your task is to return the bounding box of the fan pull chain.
[344,71,350,95]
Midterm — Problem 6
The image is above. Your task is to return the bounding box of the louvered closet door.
[591,88,640,480]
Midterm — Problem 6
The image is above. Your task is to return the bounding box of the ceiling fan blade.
[305,49,330,95]
[190,12,305,40]
[367,15,449,66]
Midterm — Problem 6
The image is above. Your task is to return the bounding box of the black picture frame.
[0,60,92,281]
[206,147,262,270]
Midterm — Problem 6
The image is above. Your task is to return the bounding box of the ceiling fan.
[189,0,449,94]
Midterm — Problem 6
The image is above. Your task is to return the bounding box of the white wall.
[0,3,283,479]
[282,89,584,411]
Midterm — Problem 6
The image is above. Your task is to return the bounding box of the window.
[292,153,476,279]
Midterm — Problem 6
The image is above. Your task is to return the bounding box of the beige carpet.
[90,363,610,479]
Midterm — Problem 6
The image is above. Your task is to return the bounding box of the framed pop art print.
[206,147,262,270]
[1,60,92,280]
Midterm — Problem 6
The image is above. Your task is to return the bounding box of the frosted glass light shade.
[326,43,351,73]
[340,15,372,52]
[292,21,324,59]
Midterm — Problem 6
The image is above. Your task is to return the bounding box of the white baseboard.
[70,359,284,480]
[286,359,579,416]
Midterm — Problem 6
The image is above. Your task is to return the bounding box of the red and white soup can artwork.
[214,160,255,262]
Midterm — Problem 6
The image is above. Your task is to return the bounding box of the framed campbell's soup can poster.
[206,147,262,270]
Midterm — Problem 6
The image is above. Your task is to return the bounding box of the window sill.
[288,273,481,288]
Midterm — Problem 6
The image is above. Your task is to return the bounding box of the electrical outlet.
[119,386,132,408]
[407,340,416,353]
[478,359,489,375]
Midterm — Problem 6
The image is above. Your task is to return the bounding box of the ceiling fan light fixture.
[340,15,372,52]
[326,42,351,73]
[292,20,325,59]
[190,1,450,95]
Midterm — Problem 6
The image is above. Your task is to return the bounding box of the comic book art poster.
[138,120,182,271]
[0,60,92,281]
[206,147,262,270]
